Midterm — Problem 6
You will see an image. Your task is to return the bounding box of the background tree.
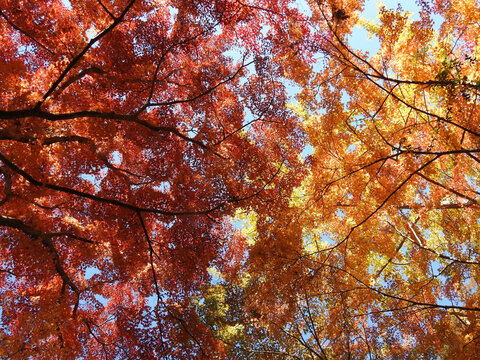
[0,0,311,358]
[221,0,480,358]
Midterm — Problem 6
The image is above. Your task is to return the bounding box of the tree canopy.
[1,0,480,358]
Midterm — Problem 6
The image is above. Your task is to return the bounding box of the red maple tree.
[0,0,309,358]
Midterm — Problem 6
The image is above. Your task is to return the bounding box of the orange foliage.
[2,0,480,359]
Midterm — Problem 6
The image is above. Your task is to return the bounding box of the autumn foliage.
[1,0,480,358]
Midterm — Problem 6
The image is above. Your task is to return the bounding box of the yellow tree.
[234,0,480,358]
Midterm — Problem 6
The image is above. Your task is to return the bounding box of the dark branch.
[0,10,54,54]
[38,0,137,104]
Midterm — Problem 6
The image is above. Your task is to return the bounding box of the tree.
[3,0,480,359]
[228,0,480,358]
[0,0,309,358]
